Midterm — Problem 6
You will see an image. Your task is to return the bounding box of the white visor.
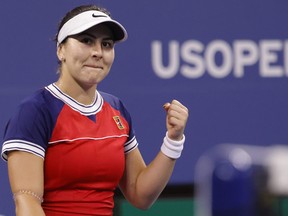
[57,10,127,46]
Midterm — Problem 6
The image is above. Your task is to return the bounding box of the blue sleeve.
[1,96,53,160]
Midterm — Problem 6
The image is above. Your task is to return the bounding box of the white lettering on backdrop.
[151,39,288,79]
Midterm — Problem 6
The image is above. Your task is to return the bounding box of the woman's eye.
[81,37,93,44]
[102,41,114,48]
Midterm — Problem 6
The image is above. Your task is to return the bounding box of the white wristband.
[161,132,185,159]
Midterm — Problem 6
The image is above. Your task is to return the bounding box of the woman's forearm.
[14,196,45,216]
[128,151,176,209]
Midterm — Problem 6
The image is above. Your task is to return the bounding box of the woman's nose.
[91,41,102,58]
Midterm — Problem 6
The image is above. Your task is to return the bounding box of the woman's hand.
[163,99,189,141]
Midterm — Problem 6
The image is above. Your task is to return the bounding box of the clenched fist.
[163,100,189,141]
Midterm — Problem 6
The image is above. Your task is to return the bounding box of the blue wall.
[1,0,288,214]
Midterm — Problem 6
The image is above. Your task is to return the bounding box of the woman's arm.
[119,148,176,209]
[119,100,189,209]
[7,151,45,216]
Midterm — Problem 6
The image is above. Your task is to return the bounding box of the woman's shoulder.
[19,87,53,109]
[99,91,123,106]
[16,86,64,118]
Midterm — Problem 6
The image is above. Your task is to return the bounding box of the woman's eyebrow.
[79,32,114,40]
[81,32,96,38]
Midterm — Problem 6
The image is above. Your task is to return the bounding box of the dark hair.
[55,5,111,44]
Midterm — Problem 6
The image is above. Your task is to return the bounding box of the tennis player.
[1,4,189,216]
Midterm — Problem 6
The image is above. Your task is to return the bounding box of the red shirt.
[2,84,138,215]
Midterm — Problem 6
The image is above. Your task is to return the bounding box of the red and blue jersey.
[1,83,138,215]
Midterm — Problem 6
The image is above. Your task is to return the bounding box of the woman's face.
[57,23,115,89]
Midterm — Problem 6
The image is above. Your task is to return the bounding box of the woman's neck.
[55,80,97,105]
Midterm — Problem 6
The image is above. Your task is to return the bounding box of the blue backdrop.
[1,0,288,214]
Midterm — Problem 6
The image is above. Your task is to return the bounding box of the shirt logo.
[92,14,107,18]
[113,116,125,130]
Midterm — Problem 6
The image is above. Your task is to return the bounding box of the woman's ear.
[57,45,65,62]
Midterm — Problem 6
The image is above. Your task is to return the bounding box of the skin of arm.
[7,151,45,216]
[119,99,189,209]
